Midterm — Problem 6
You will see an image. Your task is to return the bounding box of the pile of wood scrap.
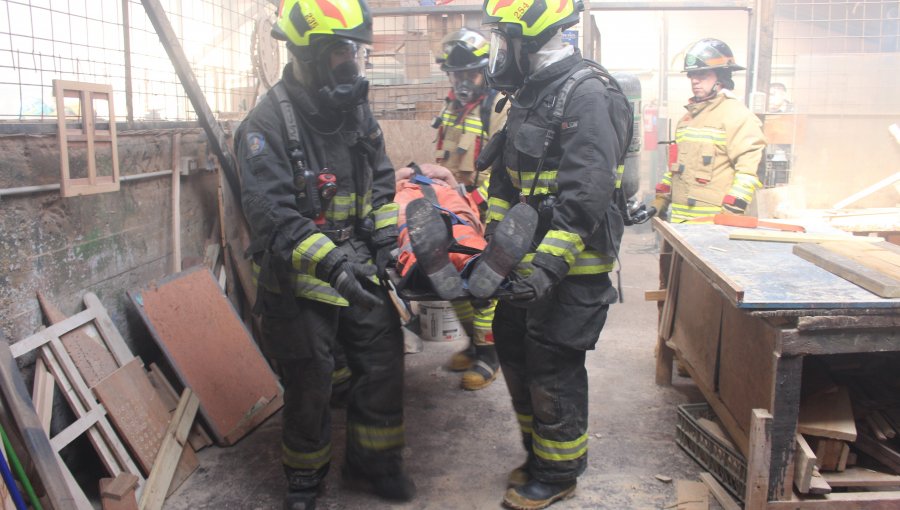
[0,292,205,509]
[0,264,284,509]
[793,357,900,496]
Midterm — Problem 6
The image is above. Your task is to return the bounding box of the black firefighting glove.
[509,252,569,305]
[371,226,398,278]
[317,250,382,309]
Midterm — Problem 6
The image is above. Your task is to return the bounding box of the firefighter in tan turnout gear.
[234,1,413,508]
[432,27,509,390]
[652,38,767,222]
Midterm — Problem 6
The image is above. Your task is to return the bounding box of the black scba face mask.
[316,40,369,111]
[486,29,527,93]
[449,68,485,104]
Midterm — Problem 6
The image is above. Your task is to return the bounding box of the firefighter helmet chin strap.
[693,81,720,103]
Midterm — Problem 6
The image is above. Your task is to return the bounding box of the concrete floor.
[165,225,720,510]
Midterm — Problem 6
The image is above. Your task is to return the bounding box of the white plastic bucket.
[418,301,466,342]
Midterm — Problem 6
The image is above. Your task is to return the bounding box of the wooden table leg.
[655,243,679,386]
[768,354,803,501]
[745,409,774,510]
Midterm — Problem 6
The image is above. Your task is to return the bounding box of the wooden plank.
[146,364,212,452]
[50,406,104,451]
[793,243,900,298]
[818,241,900,281]
[798,386,857,441]
[129,267,281,445]
[645,289,667,301]
[138,389,199,510]
[730,230,884,244]
[699,472,740,510]
[823,467,900,488]
[744,409,773,510]
[793,434,816,494]
[675,480,708,510]
[101,474,140,510]
[766,490,900,509]
[854,431,900,474]
[92,360,198,494]
[84,293,136,367]
[32,357,54,434]
[653,218,745,304]
[10,308,97,357]
[815,439,845,471]
[718,305,778,453]
[38,292,119,387]
[837,442,850,471]
[0,341,87,509]
[102,472,140,500]
[808,466,833,495]
[768,355,804,500]
[669,260,723,392]
[832,171,900,209]
[655,252,681,386]
[871,411,897,439]
[41,340,142,481]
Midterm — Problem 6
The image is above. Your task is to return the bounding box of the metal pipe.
[171,133,182,273]
[0,170,173,199]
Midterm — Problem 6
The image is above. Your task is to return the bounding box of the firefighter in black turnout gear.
[234,1,413,508]
[478,1,632,508]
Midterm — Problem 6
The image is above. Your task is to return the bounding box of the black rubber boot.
[469,203,538,299]
[507,461,531,488]
[461,344,500,391]
[284,467,321,510]
[502,479,577,510]
[283,490,316,510]
[406,198,464,300]
[342,464,417,502]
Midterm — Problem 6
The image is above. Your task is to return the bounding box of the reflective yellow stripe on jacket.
[675,126,728,145]
[441,111,488,136]
[291,232,337,277]
[669,203,722,223]
[728,172,762,202]
[372,202,399,229]
[486,196,511,224]
[252,262,349,306]
[506,167,558,195]
[537,230,584,268]
[516,251,615,276]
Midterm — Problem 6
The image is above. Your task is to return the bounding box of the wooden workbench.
[653,218,900,509]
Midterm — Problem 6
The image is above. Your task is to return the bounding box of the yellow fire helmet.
[273,0,373,47]
[482,0,582,41]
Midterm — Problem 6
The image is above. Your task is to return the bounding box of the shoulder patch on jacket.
[246,132,266,156]
[561,118,579,131]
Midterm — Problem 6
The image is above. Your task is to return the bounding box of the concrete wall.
[0,128,219,360]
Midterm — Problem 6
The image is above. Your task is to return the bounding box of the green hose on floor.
[0,422,43,510]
